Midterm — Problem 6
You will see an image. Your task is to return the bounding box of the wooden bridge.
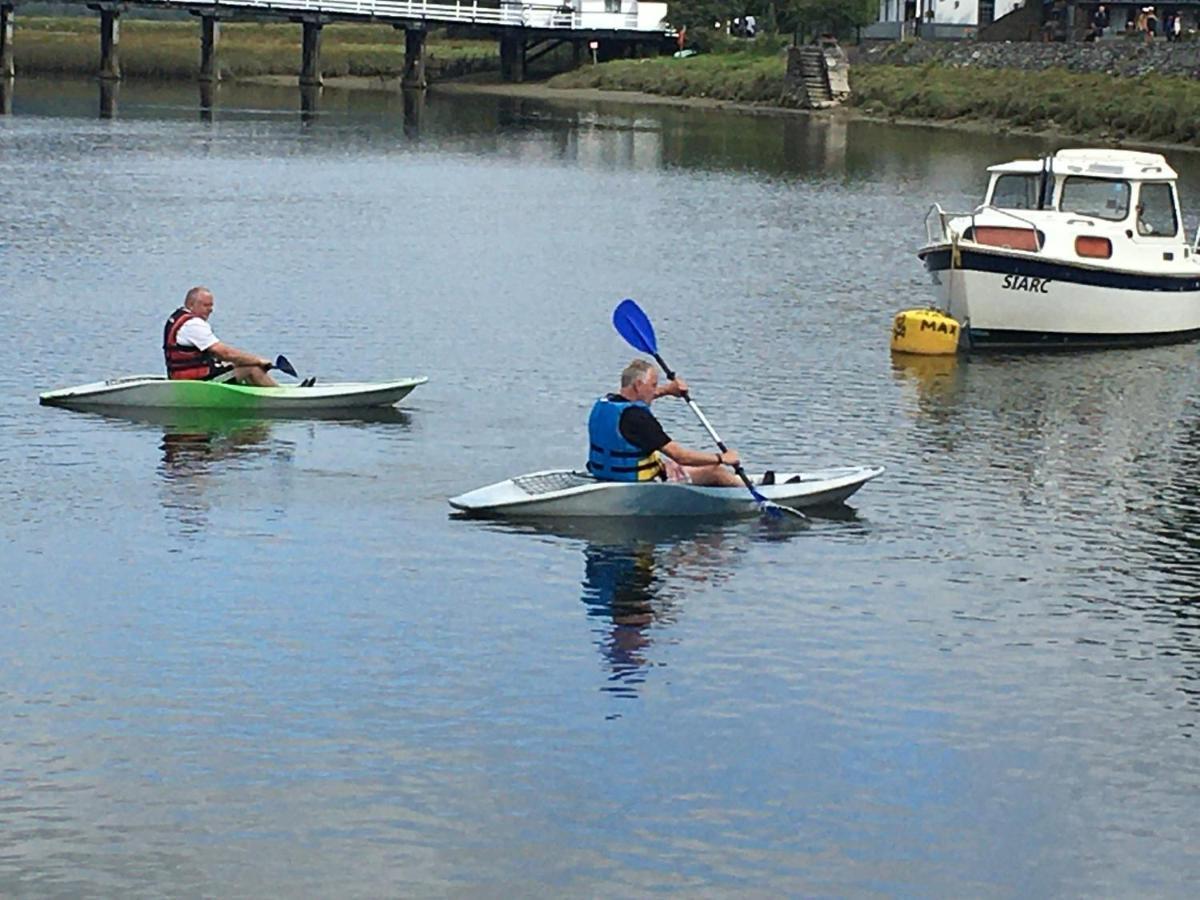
[0,0,671,89]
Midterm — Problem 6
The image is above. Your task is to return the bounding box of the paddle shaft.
[211,354,295,384]
[649,352,763,498]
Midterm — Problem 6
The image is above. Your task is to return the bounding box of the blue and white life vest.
[587,397,665,482]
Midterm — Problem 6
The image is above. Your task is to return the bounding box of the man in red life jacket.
[163,286,278,386]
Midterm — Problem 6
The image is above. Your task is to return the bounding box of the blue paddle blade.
[274,354,298,378]
[613,299,658,354]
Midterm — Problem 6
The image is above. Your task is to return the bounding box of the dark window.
[991,174,1040,210]
[1060,176,1130,221]
[1137,182,1178,237]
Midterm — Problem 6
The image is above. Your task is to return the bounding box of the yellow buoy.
[890,308,961,356]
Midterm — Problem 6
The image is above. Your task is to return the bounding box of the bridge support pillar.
[96,6,121,81]
[402,27,427,89]
[300,20,323,87]
[499,32,525,83]
[1,5,14,79]
[199,15,220,83]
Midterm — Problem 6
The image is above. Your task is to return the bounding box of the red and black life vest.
[163,308,217,380]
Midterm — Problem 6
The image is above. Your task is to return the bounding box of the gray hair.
[183,286,212,308]
[620,359,657,389]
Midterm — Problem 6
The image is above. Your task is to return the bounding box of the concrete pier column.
[0,78,12,115]
[1,5,15,80]
[199,15,220,83]
[402,27,427,89]
[300,20,323,87]
[97,6,121,81]
[499,32,525,83]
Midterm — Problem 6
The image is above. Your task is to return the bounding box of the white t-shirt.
[176,316,219,352]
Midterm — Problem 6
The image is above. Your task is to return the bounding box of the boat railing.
[925,203,1044,251]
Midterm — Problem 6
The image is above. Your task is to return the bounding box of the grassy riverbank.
[851,65,1200,145]
[550,50,1200,146]
[13,17,497,79]
[548,48,786,103]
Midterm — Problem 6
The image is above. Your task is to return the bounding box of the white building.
[865,0,1025,39]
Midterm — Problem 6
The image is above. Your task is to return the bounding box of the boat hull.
[920,244,1200,350]
[448,466,885,518]
[39,375,428,410]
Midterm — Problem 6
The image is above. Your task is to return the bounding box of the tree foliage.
[667,0,877,41]
[776,0,878,38]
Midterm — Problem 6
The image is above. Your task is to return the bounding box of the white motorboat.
[448,465,884,517]
[918,148,1200,350]
[39,375,428,411]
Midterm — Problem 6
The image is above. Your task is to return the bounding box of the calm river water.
[3,76,1200,896]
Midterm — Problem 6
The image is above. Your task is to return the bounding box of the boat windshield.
[991,174,1041,209]
[1059,176,1130,221]
[1136,182,1178,237]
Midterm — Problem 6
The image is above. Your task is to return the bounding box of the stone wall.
[857,38,1200,79]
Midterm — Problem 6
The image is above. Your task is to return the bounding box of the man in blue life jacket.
[163,286,278,386]
[588,358,742,487]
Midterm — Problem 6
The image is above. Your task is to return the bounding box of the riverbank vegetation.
[851,64,1200,145]
[553,49,1200,146]
[549,41,787,103]
[13,17,497,79]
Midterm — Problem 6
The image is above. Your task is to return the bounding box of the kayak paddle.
[271,354,298,378]
[611,298,805,521]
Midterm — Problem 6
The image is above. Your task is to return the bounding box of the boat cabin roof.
[987,148,1177,182]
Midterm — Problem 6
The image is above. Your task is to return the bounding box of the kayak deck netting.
[513,471,596,495]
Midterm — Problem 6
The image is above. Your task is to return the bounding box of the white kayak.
[39,375,428,411]
[449,465,884,517]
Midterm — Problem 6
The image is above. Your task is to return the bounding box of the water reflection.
[98,79,118,119]
[61,406,410,535]
[0,77,11,116]
[300,84,322,124]
[157,413,287,536]
[198,81,216,123]
[403,87,425,138]
[469,515,830,706]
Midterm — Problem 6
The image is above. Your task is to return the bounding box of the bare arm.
[207,341,271,369]
[659,441,739,468]
[654,377,689,399]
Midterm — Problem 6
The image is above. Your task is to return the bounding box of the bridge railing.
[211,0,656,30]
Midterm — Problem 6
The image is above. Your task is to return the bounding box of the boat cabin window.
[1136,182,1178,237]
[1059,176,1130,221]
[990,174,1042,209]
